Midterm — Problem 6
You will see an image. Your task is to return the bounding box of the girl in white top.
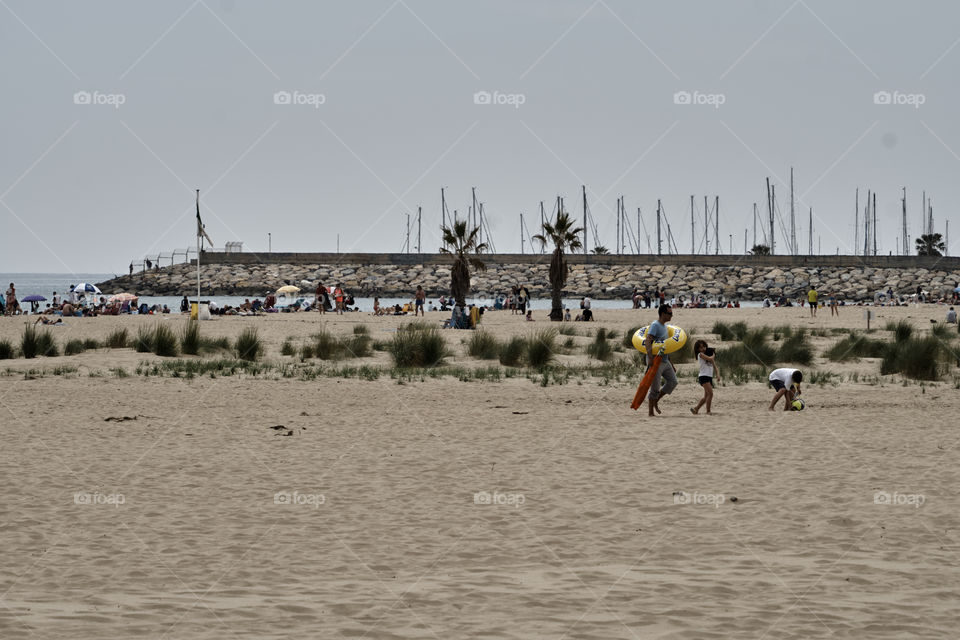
[691,340,719,415]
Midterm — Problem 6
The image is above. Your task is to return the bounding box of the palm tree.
[591,245,610,255]
[749,244,771,256]
[440,219,487,308]
[534,211,584,321]
[915,233,945,257]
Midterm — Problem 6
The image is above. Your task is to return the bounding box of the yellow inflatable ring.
[632,324,688,355]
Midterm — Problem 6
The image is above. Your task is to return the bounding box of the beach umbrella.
[277,285,300,294]
[22,295,46,302]
[73,283,102,294]
[109,293,138,302]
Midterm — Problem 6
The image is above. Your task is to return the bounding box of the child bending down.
[691,340,719,415]
[768,368,803,411]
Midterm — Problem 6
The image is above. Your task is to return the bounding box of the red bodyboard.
[631,355,662,410]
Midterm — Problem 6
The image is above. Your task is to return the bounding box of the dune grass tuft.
[467,330,500,359]
[180,320,201,355]
[235,327,262,362]
[586,328,613,361]
[152,324,179,357]
[388,323,448,367]
[105,328,129,349]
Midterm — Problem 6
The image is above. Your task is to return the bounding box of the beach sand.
[1,305,958,638]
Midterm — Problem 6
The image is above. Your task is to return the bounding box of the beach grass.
[525,328,557,369]
[712,320,748,341]
[776,328,813,366]
[152,324,179,357]
[586,327,613,361]
[824,332,886,362]
[64,339,87,356]
[21,326,58,359]
[313,328,340,360]
[353,324,369,335]
[235,327,262,362]
[180,320,200,355]
[467,330,500,359]
[623,326,640,349]
[0,338,14,359]
[886,320,913,342]
[881,336,944,380]
[388,323,448,367]
[499,336,525,367]
[134,327,153,353]
[105,328,129,349]
[199,336,231,353]
[280,338,296,356]
[342,334,372,358]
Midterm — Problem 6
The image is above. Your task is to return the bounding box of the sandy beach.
[1,305,958,639]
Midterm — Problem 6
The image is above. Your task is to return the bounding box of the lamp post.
[268,233,271,253]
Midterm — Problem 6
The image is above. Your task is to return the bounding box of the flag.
[196,191,213,245]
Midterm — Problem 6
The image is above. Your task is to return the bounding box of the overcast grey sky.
[2,0,959,273]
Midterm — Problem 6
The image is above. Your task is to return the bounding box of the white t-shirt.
[769,368,799,386]
[698,353,713,377]
[582,297,591,309]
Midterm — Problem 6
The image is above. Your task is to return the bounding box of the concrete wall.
[197,252,960,269]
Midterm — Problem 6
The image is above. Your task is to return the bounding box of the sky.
[2,0,959,274]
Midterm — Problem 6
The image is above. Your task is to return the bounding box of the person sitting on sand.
[947,307,957,324]
[769,368,802,411]
[691,340,719,415]
[525,310,534,321]
[564,308,571,321]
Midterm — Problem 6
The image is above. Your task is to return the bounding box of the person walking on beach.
[829,292,839,317]
[691,340,719,415]
[415,285,426,317]
[5,283,18,316]
[334,284,345,315]
[180,296,189,313]
[315,282,326,314]
[807,286,818,317]
[644,304,678,417]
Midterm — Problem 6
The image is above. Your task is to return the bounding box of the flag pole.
[196,189,201,316]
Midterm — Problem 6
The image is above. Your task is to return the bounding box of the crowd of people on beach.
[6,276,960,323]
[2,282,172,318]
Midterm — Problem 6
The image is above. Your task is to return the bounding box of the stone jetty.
[96,253,960,301]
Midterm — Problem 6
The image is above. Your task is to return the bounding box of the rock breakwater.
[97,260,960,301]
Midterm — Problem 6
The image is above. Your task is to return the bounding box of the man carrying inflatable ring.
[632,304,682,417]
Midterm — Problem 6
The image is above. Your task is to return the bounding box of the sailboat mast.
[902,187,908,255]
[790,167,796,255]
[656,200,663,256]
[766,178,774,255]
[690,195,695,255]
